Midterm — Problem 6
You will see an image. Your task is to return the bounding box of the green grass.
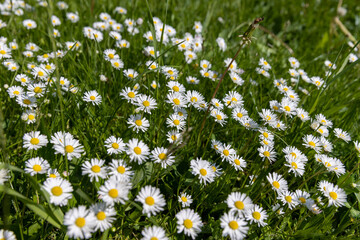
[0,0,360,239]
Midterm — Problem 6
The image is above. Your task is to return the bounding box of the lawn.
[0,0,360,239]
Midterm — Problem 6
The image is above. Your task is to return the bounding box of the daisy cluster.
[0,1,360,240]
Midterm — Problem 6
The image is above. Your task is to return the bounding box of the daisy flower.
[245,204,268,227]
[116,39,130,48]
[0,168,10,185]
[334,128,351,142]
[16,94,37,108]
[141,226,168,240]
[216,37,227,51]
[63,206,96,239]
[98,179,132,205]
[175,208,203,239]
[135,185,166,217]
[259,109,277,125]
[167,81,186,93]
[278,191,299,210]
[178,192,193,207]
[82,158,107,182]
[324,184,347,207]
[0,229,16,240]
[259,57,271,70]
[166,114,186,131]
[217,144,236,162]
[223,91,243,109]
[127,114,150,133]
[200,59,211,70]
[229,155,247,171]
[23,19,37,29]
[134,94,157,113]
[166,92,188,109]
[104,49,119,61]
[211,109,228,126]
[126,138,150,164]
[90,202,116,232]
[23,131,48,150]
[232,107,248,122]
[151,147,175,168]
[43,177,73,206]
[123,69,138,80]
[315,113,333,128]
[166,130,181,143]
[266,172,288,193]
[146,60,158,70]
[111,58,124,69]
[52,134,84,160]
[224,58,238,71]
[83,90,102,105]
[280,98,297,116]
[258,145,277,163]
[190,158,215,185]
[285,155,305,177]
[226,192,253,217]
[104,136,125,155]
[220,212,249,240]
[296,108,310,122]
[108,159,133,182]
[25,157,50,176]
[302,135,321,152]
[294,189,311,205]
[288,57,300,68]
[7,86,24,98]
[120,87,138,103]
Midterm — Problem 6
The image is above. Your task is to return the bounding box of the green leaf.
[0,185,63,229]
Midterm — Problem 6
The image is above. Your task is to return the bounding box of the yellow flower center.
[158,153,167,160]
[145,196,155,205]
[38,71,44,77]
[183,219,193,229]
[204,72,210,77]
[135,120,142,126]
[172,86,179,92]
[291,162,298,169]
[50,173,57,178]
[28,114,36,120]
[252,211,261,220]
[75,217,86,228]
[65,145,74,153]
[91,165,101,173]
[0,50,5,54]
[272,181,280,189]
[223,150,229,156]
[96,211,106,220]
[216,114,222,120]
[117,166,125,174]
[234,159,240,165]
[181,196,187,202]
[263,132,269,138]
[112,143,119,149]
[235,201,244,210]
[173,98,180,105]
[127,92,135,98]
[290,152,297,158]
[285,196,292,203]
[143,100,150,107]
[237,113,243,118]
[299,197,306,203]
[34,87,42,93]
[134,147,142,155]
[23,99,31,105]
[51,186,63,196]
[284,106,291,112]
[150,50,155,55]
[309,141,315,147]
[108,189,118,198]
[199,168,207,176]
[173,119,180,125]
[191,97,198,102]
[30,138,40,145]
[33,164,42,172]
[90,96,96,101]
[229,221,239,230]
[263,151,270,157]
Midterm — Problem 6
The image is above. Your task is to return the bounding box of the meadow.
[0,0,360,239]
